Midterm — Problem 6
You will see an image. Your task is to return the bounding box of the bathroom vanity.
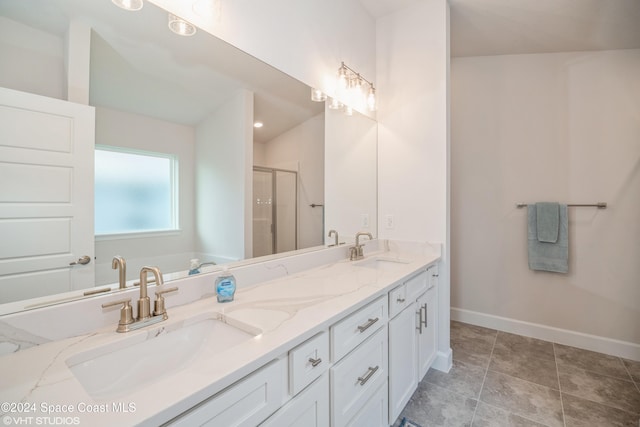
[0,241,445,426]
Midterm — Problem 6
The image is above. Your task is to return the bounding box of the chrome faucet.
[101,266,177,333]
[111,256,127,289]
[328,229,339,247]
[350,232,373,261]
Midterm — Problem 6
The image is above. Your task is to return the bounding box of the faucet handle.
[154,287,178,319]
[102,298,134,333]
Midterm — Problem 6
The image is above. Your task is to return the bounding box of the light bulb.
[311,88,326,102]
[328,97,343,110]
[367,85,376,111]
[337,65,348,90]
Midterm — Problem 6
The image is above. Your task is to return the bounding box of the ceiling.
[0,0,323,143]
[359,0,640,57]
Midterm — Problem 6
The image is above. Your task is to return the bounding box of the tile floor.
[394,321,640,427]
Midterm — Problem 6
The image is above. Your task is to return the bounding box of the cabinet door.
[416,286,437,380]
[260,374,329,427]
[346,381,388,427]
[388,301,418,423]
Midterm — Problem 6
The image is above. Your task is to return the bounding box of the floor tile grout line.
[553,343,567,427]
[559,389,640,418]
[475,401,555,427]
[620,358,640,394]
[469,329,498,426]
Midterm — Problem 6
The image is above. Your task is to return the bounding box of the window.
[95,146,178,236]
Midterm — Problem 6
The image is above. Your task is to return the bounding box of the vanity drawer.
[330,296,387,362]
[330,327,388,427]
[388,284,407,318]
[168,357,287,426]
[289,331,329,395]
[404,269,427,302]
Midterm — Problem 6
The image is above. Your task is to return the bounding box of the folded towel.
[536,202,559,243]
[528,204,568,273]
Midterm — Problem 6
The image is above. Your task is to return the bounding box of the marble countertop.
[0,246,440,426]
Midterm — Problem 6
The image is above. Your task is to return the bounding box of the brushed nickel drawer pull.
[396,297,406,303]
[357,366,379,385]
[308,357,322,367]
[357,317,379,333]
[422,303,428,328]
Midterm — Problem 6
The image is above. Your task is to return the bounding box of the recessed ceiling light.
[168,13,197,36]
[254,122,264,128]
[112,0,143,11]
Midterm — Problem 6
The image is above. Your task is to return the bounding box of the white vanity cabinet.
[388,264,439,424]
[165,263,437,427]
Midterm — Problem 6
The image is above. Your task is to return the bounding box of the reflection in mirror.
[0,0,376,314]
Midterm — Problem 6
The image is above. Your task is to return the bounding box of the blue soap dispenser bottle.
[215,267,236,303]
[188,259,200,275]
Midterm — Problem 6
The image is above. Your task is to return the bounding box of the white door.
[0,87,95,304]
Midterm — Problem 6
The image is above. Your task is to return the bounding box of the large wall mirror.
[0,0,377,314]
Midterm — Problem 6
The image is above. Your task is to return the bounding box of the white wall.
[0,17,65,100]
[93,107,196,285]
[324,108,377,242]
[451,50,640,349]
[258,113,325,249]
[376,0,451,370]
[196,90,253,262]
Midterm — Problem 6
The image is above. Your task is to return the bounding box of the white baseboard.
[431,349,453,373]
[451,307,640,362]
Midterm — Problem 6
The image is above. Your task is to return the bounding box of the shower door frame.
[253,166,298,255]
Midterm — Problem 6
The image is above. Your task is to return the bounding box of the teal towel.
[528,204,568,273]
[536,202,559,243]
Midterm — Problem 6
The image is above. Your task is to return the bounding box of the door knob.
[69,255,91,266]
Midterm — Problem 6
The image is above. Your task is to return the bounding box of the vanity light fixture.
[332,62,377,114]
[168,13,197,36]
[254,122,264,128]
[311,88,326,102]
[112,0,143,11]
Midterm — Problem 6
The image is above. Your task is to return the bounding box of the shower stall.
[252,167,298,257]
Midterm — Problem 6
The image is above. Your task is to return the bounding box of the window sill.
[95,229,182,241]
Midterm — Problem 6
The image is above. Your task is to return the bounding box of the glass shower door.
[252,167,298,257]
[274,170,297,253]
[252,169,273,257]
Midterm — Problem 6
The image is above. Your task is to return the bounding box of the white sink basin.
[354,256,412,271]
[66,317,257,400]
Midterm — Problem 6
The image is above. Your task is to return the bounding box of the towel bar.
[516,202,607,209]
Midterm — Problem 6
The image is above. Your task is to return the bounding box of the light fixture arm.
[339,62,374,89]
